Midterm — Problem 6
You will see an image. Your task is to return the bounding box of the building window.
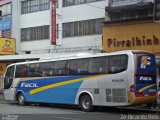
[2,29,11,38]
[21,25,49,41]
[0,3,12,19]
[107,3,153,22]
[62,18,104,38]
[21,0,50,14]
[62,0,104,7]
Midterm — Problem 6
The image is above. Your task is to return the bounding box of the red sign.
[51,0,57,45]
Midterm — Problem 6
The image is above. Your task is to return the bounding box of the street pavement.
[0,94,4,100]
[0,93,160,120]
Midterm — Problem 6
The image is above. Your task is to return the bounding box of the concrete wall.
[20,10,51,53]
[12,0,21,53]
[61,1,106,48]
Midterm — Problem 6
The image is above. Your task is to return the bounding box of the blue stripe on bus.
[24,81,83,104]
[16,75,91,92]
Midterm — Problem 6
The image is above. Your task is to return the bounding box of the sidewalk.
[118,105,160,113]
[0,93,4,101]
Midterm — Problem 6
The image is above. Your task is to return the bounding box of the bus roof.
[6,50,153,67]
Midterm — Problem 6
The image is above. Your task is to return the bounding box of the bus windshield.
[4,66,15,89]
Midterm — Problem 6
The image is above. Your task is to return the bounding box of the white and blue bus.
[3,50,157,111]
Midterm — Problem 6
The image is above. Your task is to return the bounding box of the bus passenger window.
[15,65,27,78]
[38,62,54,76]
[27,64,40,77]
[89,57,107,74]
[69,59,88,75]
[108,55,128,74]
[54,60,69,76]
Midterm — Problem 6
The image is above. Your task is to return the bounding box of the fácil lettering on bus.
[21,83,39,88]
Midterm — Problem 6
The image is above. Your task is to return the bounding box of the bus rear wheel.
[17,93,25,105]
[79,95,94,112]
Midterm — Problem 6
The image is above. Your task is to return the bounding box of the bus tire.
[17,93,25,105]
[79,95,94,112]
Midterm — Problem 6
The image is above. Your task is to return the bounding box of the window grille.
[21,25,49,41]
[62,0,104,7]
[21,0,50,14]
[2,29,11,38]
[62,18,104,38]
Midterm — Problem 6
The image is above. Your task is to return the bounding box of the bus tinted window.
[108,55,128,74]
[69,59,88,75]
[27,63,41,77]
[4,66,15,89]
[89,57,108,74]
[54,60,69,76]
[38,62,54,76]
[14,54,128,77]
[15,65,27,78]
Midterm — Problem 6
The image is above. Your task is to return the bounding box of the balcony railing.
[108,0,153,7]
[106,1,154,22]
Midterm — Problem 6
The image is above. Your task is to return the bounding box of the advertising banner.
[0,18,12,30]
[103,21,160,55]
[0,38,15,55]
[51,0,57,45]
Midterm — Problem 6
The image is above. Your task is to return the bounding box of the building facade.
[0,0,107,54]
[0,0,12,38]
[103,0,160,82]
[0,0,107,91]
[103,0,158,53]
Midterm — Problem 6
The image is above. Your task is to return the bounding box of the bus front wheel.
[79,95,94,112]
[17,93,25,105]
